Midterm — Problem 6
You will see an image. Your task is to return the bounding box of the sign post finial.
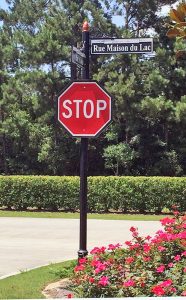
[82,21,89,32]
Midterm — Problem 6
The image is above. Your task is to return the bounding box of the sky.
[0,0,179,27]
[0,0,8,10]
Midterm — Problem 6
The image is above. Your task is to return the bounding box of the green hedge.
[0,176,185,213]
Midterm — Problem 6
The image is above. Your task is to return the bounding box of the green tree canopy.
[0,0,185,176]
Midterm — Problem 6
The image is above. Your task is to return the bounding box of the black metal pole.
[71,62,77,80]
[78,21,89,259]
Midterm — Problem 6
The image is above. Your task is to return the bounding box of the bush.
[0,176,185,212]
[0,176,80,211]
[71,209,186,297]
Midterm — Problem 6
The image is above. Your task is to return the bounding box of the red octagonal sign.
[58,81,112,137]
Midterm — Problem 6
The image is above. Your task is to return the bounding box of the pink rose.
[130,226,137,232]
[90,246,106,254]
[160,217,175,226]
[160,279,172,287]
[125,257,134,264]
[152,285,165,296]
[74,265,85,272]
[98,276,109,286]
[156,265,165,273]
[123,279,135,287]
[143,256,151,262]
[108,243,121,250]
[67,293,73,298]
[79,257,87,264]
[158,246,166,252]
[168,262,174,268]
[174,255,181,261]
[89,277,95,283]
[143,244,151,253]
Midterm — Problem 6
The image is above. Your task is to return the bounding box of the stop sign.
[58,81,112,137]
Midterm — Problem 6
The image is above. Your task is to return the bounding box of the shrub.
[0,176,185,212]
[0,176,80,211]
[71,208,186,297]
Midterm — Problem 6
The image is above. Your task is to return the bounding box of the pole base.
[78,249,88,258]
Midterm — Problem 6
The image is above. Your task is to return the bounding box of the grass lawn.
[0,210,171,221]
[0,260,75,299]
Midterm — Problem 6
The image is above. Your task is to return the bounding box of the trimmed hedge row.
[0,176,185,213]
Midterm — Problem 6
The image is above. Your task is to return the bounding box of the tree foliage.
[0,0,185,176]
[167,2,186,59]
[167,3,186,40]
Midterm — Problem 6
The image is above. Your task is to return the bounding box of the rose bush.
[71,209,186,297]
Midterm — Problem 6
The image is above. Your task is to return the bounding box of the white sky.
[158,1,179,17]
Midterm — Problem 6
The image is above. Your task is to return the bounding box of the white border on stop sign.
[57,81,112,138]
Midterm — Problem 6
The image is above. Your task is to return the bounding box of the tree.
[167,2,186,59]
[0,0,116,175]
[96,0,186,175]
[103,142,135,175]
[0,0,185,176]
[167,3,186,40]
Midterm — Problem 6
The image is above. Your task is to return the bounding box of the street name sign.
[58,81,112,137]
[71,46,85,67]
[91,38,153,55]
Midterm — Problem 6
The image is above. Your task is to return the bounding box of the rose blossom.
[174,254,181,261]
[91,259,100,267]
[98,276,109,286]
[79,258,87,264]
[156,265,165,273]
[130,226,137,232]
[160,279,172,287]
[158,246,166,252]
[143,256,151,262]
[108,243,121,250]
[89,277,95,283]
[160,217,175,226]
[125,257,134,264]
[94,261,107,273]
[168,262,174,268]
[74,265,85,272]
[67,293,73,298]
[178,231,186,239]
[123,279,135,287]
[129,243,140,250]
[151,285,165,296]
[143,244,151,253]
[166,226,173,233]
[90,246,106,254]
[125,241,132,246]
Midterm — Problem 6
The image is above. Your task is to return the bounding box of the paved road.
[0,218,162,278]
